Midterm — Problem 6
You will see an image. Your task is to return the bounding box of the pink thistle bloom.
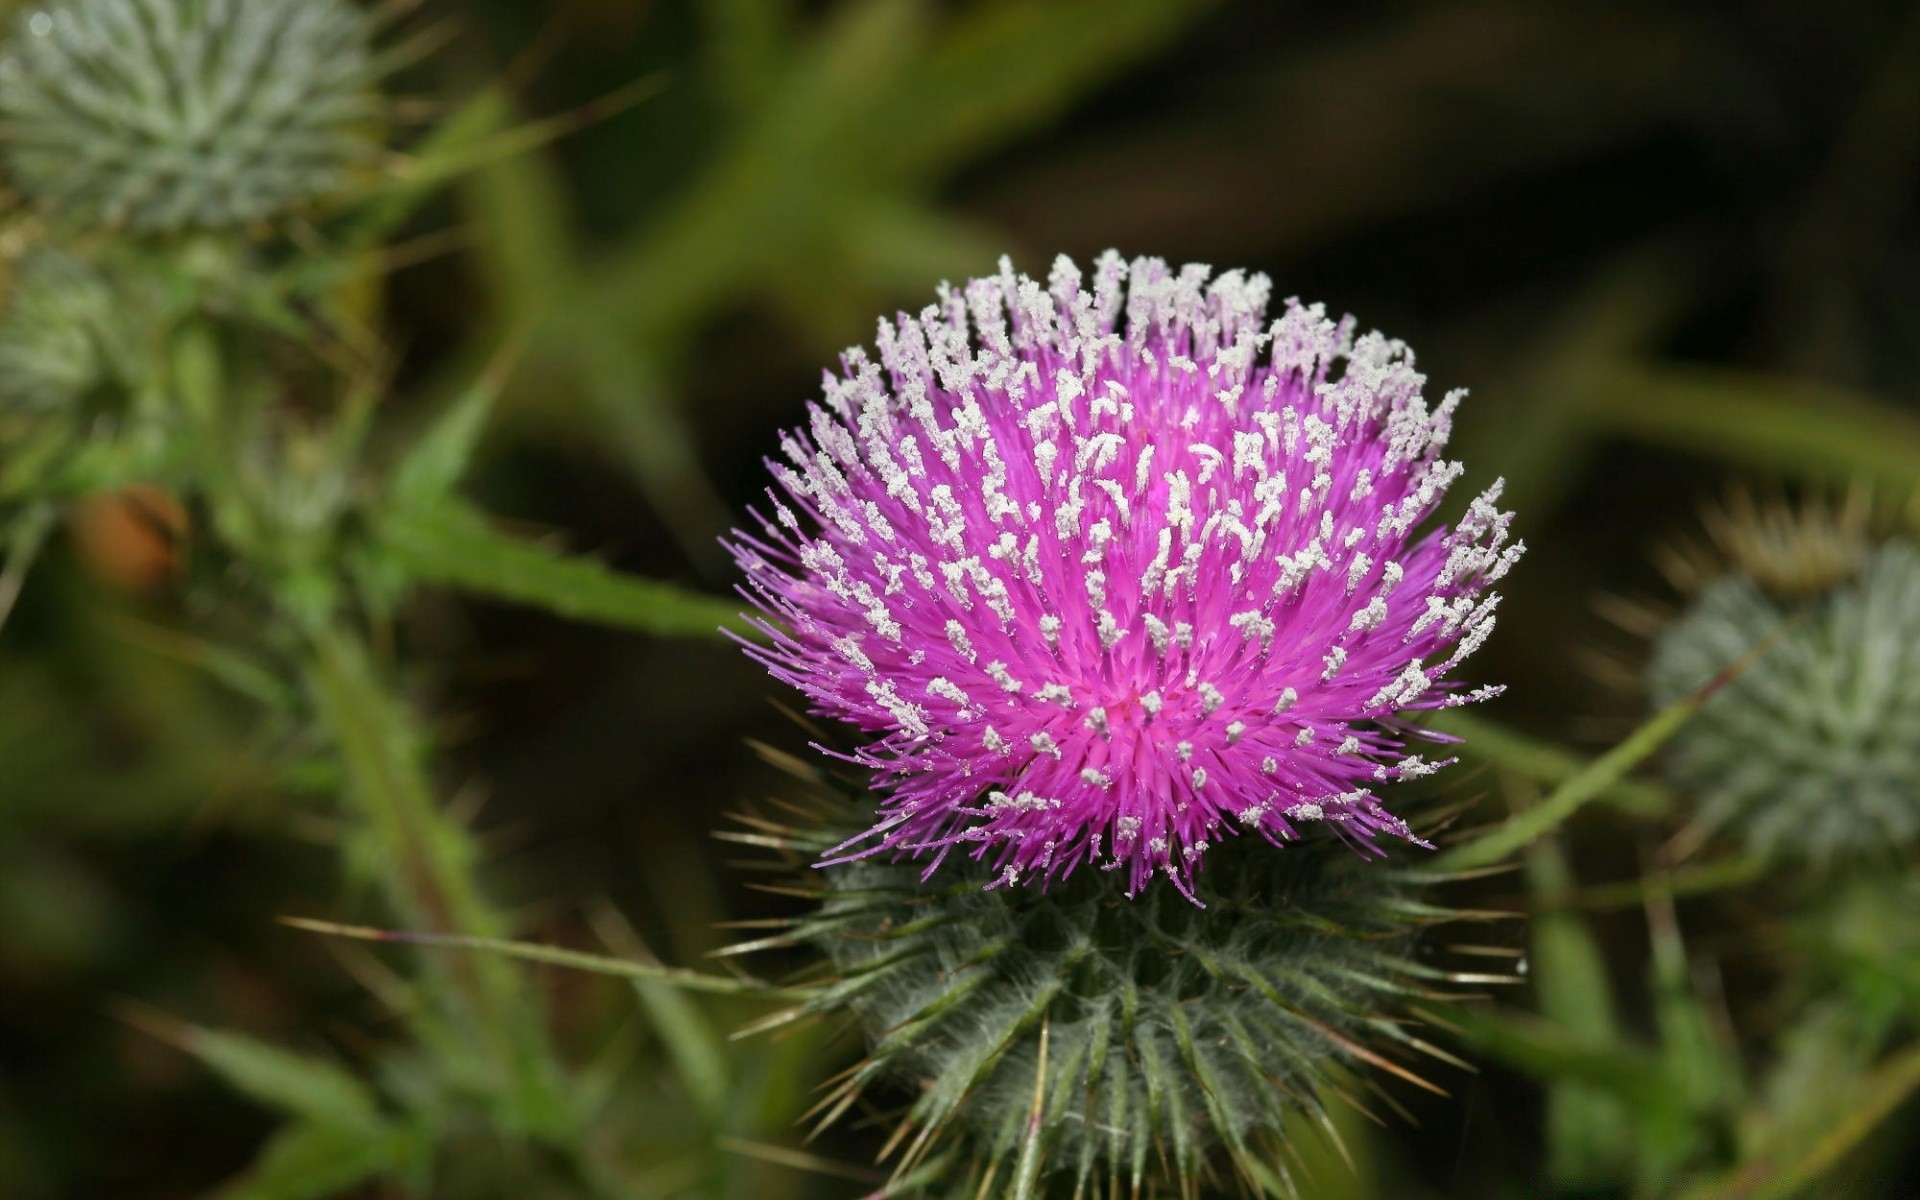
[730,254,1522,900]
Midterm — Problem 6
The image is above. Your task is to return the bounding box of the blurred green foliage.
[3,0,1920,1198]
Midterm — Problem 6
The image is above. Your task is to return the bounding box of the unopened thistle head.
[0,0,380,232]
[1648,534,1920,863]
[738,791,1476,1198]
[731,254,1522,897]
[0,248,137,417]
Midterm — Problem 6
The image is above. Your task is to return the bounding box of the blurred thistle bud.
[0,247,136,417]
[0,0,381,233]
[1793,869,1920,1025]
[738,794,1473,1196]
[1647,492,1920,864]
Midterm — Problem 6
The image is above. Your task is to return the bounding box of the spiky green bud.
[0,0,380,232]
[0,248,138,416]
[1647,539,1920,864]
[741,794,1471,1198]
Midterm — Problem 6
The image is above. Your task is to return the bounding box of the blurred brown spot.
[70,485,188,594]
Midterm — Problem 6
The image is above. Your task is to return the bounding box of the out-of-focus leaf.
[1426,709,1672,817]
[105,617,299,713]
[1589,363,1920,493]
[301,629,571,1137]
[0,500,55,633]
[389,366,506,508]
[589,907,732,1127]
[346,88,514,252]
[356,78,663,255]
[215,1119,423,1200]
[1443,1003,1667,1113]
[1681,1040,1920,1200]
[1570,856,1764,912]
[1527,837,1637,1182]
[381,499,747,639]
[569,335,734,566]
[868,0,1221,186]
[1640,872,1743,1180]
[1739,1007,1879,1191]
[589,0,931,344]
[157,1022,384,1134]
[303,627,500,936]
[702,0,797,113]
[457,99,577,334]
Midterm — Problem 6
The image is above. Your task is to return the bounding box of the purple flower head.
[730,254,1521,900]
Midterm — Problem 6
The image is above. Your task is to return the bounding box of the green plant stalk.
[1426,710,1672,817]
[280,915,812,1000]
[1436,615,1788,872]
[1436,691,1706,872]
[1528,837,1634,1184]
[301,625,568,1134]
[1680,1040,1920,1200]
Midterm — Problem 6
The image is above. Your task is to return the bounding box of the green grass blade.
[1680,1040,1920,1200]
[1527,838,1636,1182]
[145,1020,384,1134]
[213,1120,422,1200]
[1591,363,1920,492]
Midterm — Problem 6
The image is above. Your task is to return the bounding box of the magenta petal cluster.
[730,254,1522,898]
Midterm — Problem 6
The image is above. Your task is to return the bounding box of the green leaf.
[1638,872,1744,1180]
[171,1024,383,1134]
[215,1119,422,1200]
[1438,608,1790,871]
[343,87,512,252]
[302,628,574,1137]
[389,371,503,508]
[456,97,578,333]
[1526,839,1638,1183]
[870,0,1222,186]
[1589,363,1920,493]
[1681,1041,1920,1200]
[1569,855,1765,912]
[104,616,300,713]
[382,499,749,639]
[0,501,56,633]
[1445,1004,1668,1112]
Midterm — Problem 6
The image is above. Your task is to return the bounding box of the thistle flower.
[737,790,1476,1198]
[731,254,1521,896]
[1648,536,1920,864]
[0,0,380,232]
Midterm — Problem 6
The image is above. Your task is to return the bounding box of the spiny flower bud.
[1648,538,1920,864]
[737,794,1474,1198]
[729,254,1520,899]
[0,248,138,417]
[0,0,380,232]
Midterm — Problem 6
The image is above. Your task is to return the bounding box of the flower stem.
[301,623,569,1134]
